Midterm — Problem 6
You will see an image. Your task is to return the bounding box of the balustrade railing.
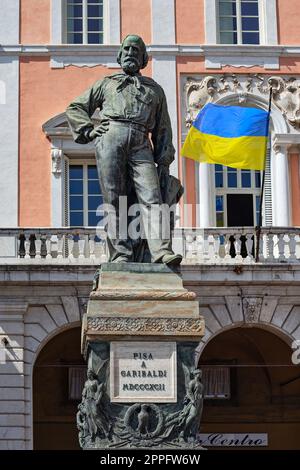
[0,227,299,264]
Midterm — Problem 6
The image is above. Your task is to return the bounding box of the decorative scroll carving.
[268,76,300,127]
[184,76,217,126]
[86,317,204,335]
[185,74,300,129]
[242,297,263,323]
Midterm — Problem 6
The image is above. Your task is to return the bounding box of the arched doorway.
[198,327,300,450]
[33,327,85,450]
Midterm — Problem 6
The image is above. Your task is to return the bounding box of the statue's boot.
[160,253,183,266]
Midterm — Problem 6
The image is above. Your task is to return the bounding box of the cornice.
[1,43,300,57]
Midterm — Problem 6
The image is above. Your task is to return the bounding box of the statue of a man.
[66,34,182,265]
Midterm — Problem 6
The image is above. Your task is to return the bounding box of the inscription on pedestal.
[110,341,177,403]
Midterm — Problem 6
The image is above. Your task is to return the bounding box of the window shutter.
[68,367,86,400]
[202,366,231,399]
[264,148,272,226]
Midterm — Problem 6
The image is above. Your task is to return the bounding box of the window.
[218,0,260,44]
[214,165,261,227]
[202,366,231,399]
[69,163,103,226]
[66,0,104,44]
[68,367,86,400]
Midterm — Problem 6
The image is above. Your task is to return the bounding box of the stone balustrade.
[0,227,299,264]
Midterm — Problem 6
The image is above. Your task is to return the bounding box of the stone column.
[79,263,205,449]
[272,144,290,226]
[198,163,213,227]
[288,145,300,226]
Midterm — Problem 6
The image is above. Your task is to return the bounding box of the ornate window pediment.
[184,74,300,131]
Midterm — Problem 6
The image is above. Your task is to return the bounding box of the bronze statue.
[180,369,203,440]
[66,34,182,265]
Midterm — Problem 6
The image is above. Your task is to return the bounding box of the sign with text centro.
[197,433,268,447]
[110,341,177,403]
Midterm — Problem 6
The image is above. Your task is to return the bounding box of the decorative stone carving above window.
[268,77,300,128]
[184,74,300,130]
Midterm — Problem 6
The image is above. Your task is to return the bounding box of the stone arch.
[23,296,82,449]
[195,294,300,364]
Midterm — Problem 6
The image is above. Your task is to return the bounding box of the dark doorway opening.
[227,194,254,226]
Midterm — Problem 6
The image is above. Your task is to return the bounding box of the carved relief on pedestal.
[184,74,300,129]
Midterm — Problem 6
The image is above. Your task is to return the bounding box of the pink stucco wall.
[21,0,50,44]
[175,0,204,44]
[277,0,300,45]
[121,0,151,44]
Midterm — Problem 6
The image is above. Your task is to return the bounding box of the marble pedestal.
[78,263,205,449]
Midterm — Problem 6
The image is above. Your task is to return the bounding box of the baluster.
[202,232,210,263]
[245,233,254,263]
[213,233,221,262]
[195,234,204,263]
[266,232,275,262]
[216,233,225,261]
[35,234,41,259]
[223,233,231,263]
[78,234,85,259]
[288,233,297,262]
[45,235,52,259]
[89,234,96,260]
[229,235,236,261]
[296,234,300,260]
[207,234,216,262]
[257,233,265,261]
[57,234,64,259]
[24,234,30,259]
[19,233,25,258]
[184,233,195,263]
[240,235,247,259]
[29,234,36,258]
[234,233,243,263]
[40,235,47,258]
[68,235,75,260]
[278,234,285,261]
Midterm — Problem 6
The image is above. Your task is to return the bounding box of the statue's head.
[117,34,149,74]
[193,369,202,379]
[87,368,96,380]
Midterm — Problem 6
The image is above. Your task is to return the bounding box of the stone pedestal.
[78,263,205,449]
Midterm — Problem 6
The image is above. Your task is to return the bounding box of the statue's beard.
[121,59,140,75]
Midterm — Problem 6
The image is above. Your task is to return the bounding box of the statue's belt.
[105,119,149,134]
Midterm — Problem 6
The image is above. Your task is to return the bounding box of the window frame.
[214,166,262,227]
[204,0,278,46]
[218,0,261,45]
[67,159,104,228]
[51,0,121,45]
[64,0,105,45]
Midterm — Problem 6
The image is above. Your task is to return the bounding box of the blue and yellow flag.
[181,103,269,170]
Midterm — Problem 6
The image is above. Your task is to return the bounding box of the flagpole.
[255,87,272,262]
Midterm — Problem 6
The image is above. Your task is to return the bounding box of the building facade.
[0,0,300,450]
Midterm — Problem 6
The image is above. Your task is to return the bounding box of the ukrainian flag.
[181,103,269,170]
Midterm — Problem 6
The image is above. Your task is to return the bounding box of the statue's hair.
[117,34,149,69]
